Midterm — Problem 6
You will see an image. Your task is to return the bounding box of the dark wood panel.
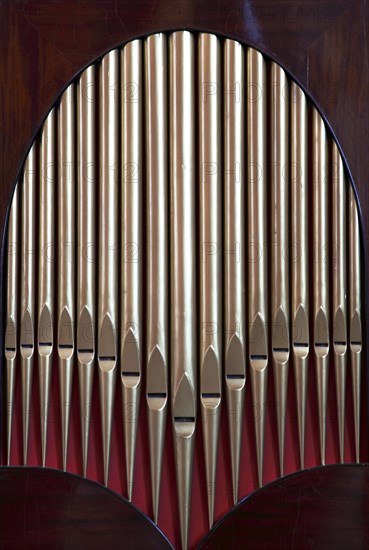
[0,467,173,550]
[199,464,369,550]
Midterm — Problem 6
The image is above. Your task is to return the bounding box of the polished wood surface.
[0,467,173,550]
[199,464,369,550]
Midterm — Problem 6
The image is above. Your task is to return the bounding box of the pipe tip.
[232,482,239,506]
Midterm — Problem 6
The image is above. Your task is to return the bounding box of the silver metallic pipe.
[224,38,245,504]
[290,82,309,470]
[169,31,196,550]
[199,32,222,527]
[332,142,347,463]
[271,62,289,477]
[38,109,56,467]
[77,65,96,477]
[145,33,168,524]
[5,183,19,465]
[247,47,268,487]
[98,50,119,486]
[121,39,143,503]
[312,107,329,465]
[349,183,362,463]
[58,83,76,471]
[20,145,36,465]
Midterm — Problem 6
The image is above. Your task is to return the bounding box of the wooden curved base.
[0,467,174,550]
[199,464,369,550]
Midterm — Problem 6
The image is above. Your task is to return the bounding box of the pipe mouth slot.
[121,328,141,388]
[350,340,362,353]
[272,307,289,363]
[147,346,167,409]
[174,417,195,423]
[173,373,196,437]
[292,305,309,358]
[98,313,116,372]
[201,392,221,410]
[333,306,347,355]
[333,340,347,355]
[314,307,329,357]
[38,342,53,356]
[249,313,268,371]
[77,306,95,364]
[350,310,362,353]
[225,334,245,390]
[20,309,35,358]
[38,304,53,356]
[173,416,196,437]
[58,306,74,359]
[147,392,167,411]
[5,317,17,359]
[201,345,221,404]
[98,355,116,372]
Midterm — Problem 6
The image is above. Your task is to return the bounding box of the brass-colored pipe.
[169,31,196,550]
[290,82,309,470]
[38,109,56,467]
[247,47,268,487]
[77,65,96,477]
[145,33,168,524]
[98,50,119,486]
[121,39,143,502]
[271,62,289,477]
[312,107,329,465]
[349,183,362,463]
[199,32,222,527]
[5,183,19,465]
[57,83,76,471]
[224,38,245,503]
[20,145,36,465]
[332,142,347,463]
